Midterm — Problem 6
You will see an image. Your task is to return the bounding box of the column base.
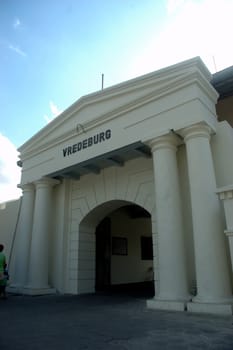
[7,284,24,294]
[187,301,233,315]
[147,298,187,312]
[22,286,56,296]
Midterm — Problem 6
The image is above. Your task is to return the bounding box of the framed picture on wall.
[112,237,128,255]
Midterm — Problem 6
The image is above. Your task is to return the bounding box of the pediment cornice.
[18,57,217,161]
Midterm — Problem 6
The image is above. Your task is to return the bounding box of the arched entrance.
[77,200,155,298]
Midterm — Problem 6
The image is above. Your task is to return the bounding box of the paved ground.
[0,293,233,350]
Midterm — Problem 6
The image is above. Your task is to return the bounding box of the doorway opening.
[95,204,154,298]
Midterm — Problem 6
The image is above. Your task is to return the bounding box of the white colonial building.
[1,57,233,315]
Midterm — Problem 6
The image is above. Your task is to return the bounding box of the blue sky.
[1,0,166,147]
[1,0,233,202]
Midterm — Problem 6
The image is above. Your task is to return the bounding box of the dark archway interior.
[95,204,154,298]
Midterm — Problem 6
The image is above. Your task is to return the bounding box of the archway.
[78,200,155,298]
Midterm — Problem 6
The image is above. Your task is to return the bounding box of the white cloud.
[43,114,52,123]
[43,101,63,123]
[49,101,62,117]
[129,0,233,78]
[166,0,186,14]
[13,18,21,29]
[8,44,27,57]
[0,134,22,203]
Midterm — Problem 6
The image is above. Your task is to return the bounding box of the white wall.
[66,146,196,294]
[110,209,152,285]
[211,121,233,288]
[67,156,156,294]
[0,199,21,273]
[211,121,233,188]
[19,58,217,186]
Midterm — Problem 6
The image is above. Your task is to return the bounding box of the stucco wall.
[211,121,233,188]
[2,123,230,295]
[62,145,196,295]
[24,137,198,295]
[19,58,218,186]
[0,199,21,271]
[66,156,156,294]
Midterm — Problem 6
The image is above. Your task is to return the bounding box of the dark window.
[141,236,153,260]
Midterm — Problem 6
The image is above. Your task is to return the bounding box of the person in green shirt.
[0,244,7,299]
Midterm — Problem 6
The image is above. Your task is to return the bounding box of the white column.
[181,122,232,314]
[225,231,233,271]
[24,177,60,295]
[147,133,189,312]
[10,184,35,291]
[217,186,233,273]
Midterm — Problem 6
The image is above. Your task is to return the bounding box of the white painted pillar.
[147,133,189,312]
[225,231,233,271]
[10,184,35,291]
[181,122,232,314]
[217,186,233,273]
[24,177,60,295]
[77,224,96,295]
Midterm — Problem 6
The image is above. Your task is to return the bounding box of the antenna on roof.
[212,56,217,73]
[101,73,104,90]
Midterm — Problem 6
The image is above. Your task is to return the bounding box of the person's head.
[0,244,4,252]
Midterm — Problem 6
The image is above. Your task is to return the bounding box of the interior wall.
[109,209,152,285]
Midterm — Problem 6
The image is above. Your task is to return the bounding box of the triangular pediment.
[18,57,214,160]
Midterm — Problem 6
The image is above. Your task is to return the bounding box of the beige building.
[1,57,233,315]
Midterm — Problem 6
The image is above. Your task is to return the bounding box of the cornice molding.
[18,57,215,161]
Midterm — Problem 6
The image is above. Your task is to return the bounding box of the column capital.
[17,183,34,193]
[217,185,233,239]
[216,185,233,200]
[179,122,212,143]
[33,177,60,189]
[225,230,233,237]
[146,132,181,153]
